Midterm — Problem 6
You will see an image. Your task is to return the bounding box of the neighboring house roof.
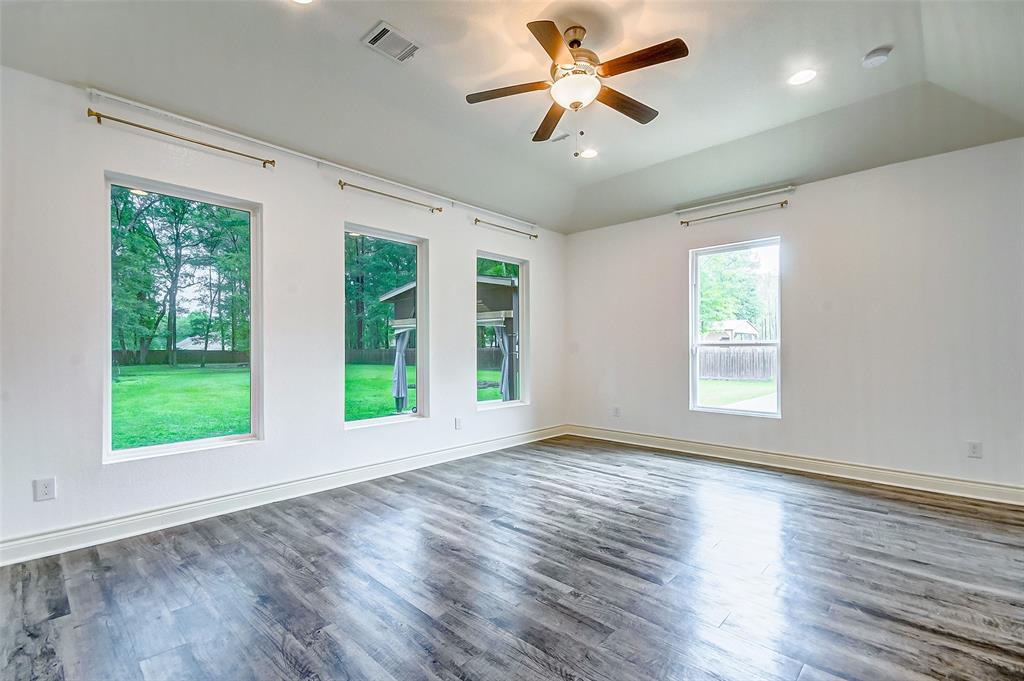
[476,275,517,288]
[176,336,225,350]
[379,275,516,304]
[379,280,417,304]
[708,320,760,336]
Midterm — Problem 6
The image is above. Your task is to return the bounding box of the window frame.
[476,251,529,410]
[103,173,265,463]
[688,236,781,419]
[343,223,429,428]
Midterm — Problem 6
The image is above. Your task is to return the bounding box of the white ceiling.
[2,1,1022,232]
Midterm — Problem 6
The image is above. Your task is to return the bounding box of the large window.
[476,255,524,404]
[109,181,258,454]
[345,229,422,422]
[690,237,780,416]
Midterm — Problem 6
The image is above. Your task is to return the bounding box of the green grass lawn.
[345,364,509,420]
[113,363,519,445]
[112,364,250,450]
[476,369,502,402]
[345,363,418,421]
[697,378,776,407]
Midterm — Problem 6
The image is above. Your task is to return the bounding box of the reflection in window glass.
[691,238,780,415]
[477,257,521,402]
[345,231,419,421]
[110,184,252,450]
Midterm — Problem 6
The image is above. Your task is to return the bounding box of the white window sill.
[690,406,781,419]
[477,399,529,412]
[344,413,424,430]
[104,433,260,465]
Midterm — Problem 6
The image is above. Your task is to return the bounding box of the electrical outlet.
[612,406,621,418]
[454,416,463,431]
[966,441,983,459]
[33,478,56,502]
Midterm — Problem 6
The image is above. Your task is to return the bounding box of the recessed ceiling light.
[862,46,892,69]
[129,189,149,196]
[291,0,314,4]
[580,148,598,159]
[787,69,817,86]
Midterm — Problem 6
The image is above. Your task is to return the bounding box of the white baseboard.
[564,425,1024,506]
[5,423,1020,566]
[0,425,569,566]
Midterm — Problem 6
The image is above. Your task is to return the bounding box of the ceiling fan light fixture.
[550,73,601,111]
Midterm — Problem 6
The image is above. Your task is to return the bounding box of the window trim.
[475,251,529,409]
[343,223,429,426]
[103,173,265,463]
[688,236,781,419]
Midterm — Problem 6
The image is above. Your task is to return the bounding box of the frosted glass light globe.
[550,74,600,110]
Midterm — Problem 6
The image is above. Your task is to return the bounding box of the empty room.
[1,1,1023,679]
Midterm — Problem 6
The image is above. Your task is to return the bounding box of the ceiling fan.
[465,21,688,142]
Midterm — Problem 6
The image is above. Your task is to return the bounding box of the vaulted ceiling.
[3,1,1022,232]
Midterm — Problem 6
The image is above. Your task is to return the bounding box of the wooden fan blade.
[466,81,551,104]
[595,86,658,124]
[533,102,566,141]
[527,20,575,66]
[597,38,689,77]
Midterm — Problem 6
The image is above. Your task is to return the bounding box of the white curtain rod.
[674,185,796,216]
[85,87,539,231]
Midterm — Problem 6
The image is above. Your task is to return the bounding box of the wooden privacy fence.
[113,350,249,365]
[115,348,506,368]
[346,347,505,370]
[699,345,777,381]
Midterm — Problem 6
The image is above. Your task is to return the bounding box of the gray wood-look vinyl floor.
[3,435,1023,681]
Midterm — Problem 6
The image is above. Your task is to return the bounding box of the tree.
[697,250,764,334]
[111,185,251,367]
[111,187,163,364]
[344,234,417,351]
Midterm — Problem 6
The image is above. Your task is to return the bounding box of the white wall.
[566,137,1024,487]
[0,67,567,542]
[3,65,1022,550]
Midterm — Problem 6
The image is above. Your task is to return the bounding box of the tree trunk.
[227,280,236,351]
[167,280,178,366]
[117,330,129,365]
[201,270,221,368]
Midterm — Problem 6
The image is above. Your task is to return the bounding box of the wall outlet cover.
[33,477,56,501]
[966,441,983,459]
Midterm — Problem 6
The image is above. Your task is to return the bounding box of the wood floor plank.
[3,435,1023,681]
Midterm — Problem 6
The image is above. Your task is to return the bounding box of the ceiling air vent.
[363,21,420,63]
